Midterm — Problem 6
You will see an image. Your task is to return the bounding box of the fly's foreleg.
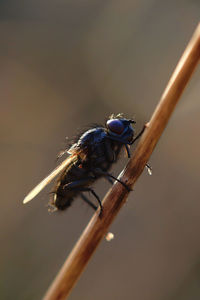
[130,125,152,171]
[125,144,131,158]
[130,125,146,145]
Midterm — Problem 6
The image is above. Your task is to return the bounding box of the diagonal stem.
[43,23,200,300]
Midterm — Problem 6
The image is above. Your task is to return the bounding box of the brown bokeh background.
[1,1,200,299]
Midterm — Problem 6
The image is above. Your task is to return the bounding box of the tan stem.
[43,23,200,300]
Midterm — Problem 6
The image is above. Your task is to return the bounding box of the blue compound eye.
[107,119,124,134]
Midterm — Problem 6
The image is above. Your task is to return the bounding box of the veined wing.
[23,154,78,204]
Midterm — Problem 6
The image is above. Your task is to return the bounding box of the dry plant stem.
[43,23,200,300]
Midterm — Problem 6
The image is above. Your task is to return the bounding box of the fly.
[23,114,148,216]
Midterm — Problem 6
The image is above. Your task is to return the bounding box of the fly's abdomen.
[53,184,78,210]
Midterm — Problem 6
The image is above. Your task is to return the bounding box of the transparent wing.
[23,154,78,204]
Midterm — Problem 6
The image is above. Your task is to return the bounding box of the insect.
[23,114,147,216]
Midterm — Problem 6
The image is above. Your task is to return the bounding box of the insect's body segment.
[51,127,125,212]
[51,114,141,214]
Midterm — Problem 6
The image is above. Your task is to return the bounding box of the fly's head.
[106,114,135,144]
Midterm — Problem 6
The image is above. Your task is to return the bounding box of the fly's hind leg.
[80,188,103,217]
[63,177,103,216]
[80,193,98,211]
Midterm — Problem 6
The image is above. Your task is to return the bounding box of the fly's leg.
[106,173,131,191]
[63,178,103,216]
[129,126,152,173]
[80,188,103,216]
[145,163,152,175]
[130,125,146,145]
[92,168,131,191]
[80,193,97,211]
[125,144,131,158]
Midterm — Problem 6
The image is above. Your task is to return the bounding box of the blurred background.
[1,1,200,299]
